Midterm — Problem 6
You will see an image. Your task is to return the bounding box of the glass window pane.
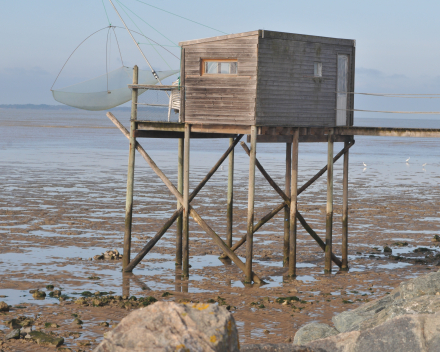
[203,60,237,75]
[314,62,322,77]
[220,62,230,74]
[206,62,218,74]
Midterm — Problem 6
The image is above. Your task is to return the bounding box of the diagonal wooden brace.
[229,142,345,268]
[106,113,263,283]
[124,133,243,272]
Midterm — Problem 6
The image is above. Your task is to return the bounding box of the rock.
[399,270,440,300]
[0,301,9,312]
[93,302,239,352]
[46,285,54,290]
[383,246,392,253]
[5,329,20,340]
[293,323,339,345]
[99,322,109,327]
[93,254,104,260]
[32,290,46,300]
[21,327,32,333]
[241,344,323,351]
[307,313,440,352]
[73,318,83,325]
[29,331,64,347]
[432,235,440,242]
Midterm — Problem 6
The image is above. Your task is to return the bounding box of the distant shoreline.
[0,104,164,112]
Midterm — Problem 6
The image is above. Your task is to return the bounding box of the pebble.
[0,301,9,312]
[5,329,20,340]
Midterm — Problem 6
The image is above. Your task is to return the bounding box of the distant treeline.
[0,104,166,112]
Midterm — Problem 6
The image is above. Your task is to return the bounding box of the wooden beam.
[176,138,183,266]
[283,142,291,267]
[248,135,353,143]
[136,121,185,132]
[191,124,252,135]
[135,130,237,139]
[126,134,243,272]
[245,126,257,283]
[226,137,234,249]
[129,84,179,90]
[123,66,138,270]
[288,129,299,278]
[107,113,263,282]
[342,140,349,271]
[325,130,334,273]
[182,124,190,279]
[334,126,440,138]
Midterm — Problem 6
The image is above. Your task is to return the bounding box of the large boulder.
[293,323,339,345]
[241,344,324,351]
[333,270,440,333]
[307,312,440,352]
[93,302,240,352]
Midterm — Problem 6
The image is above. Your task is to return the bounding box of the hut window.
[202,60,237,75]
[314,62,322,77]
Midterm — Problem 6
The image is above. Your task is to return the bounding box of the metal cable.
[106,27,111,92]
[112,26,124,66]
[50,27,110,90]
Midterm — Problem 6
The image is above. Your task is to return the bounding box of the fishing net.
[52,66,179,111]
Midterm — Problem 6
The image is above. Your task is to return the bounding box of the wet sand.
[1,109,440,351]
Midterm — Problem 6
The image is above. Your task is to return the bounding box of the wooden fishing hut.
[107,29,440,285]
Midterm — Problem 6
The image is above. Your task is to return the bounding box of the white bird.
[363,162,367,167]
[220,165,223,171]
[423,163,427,167]
[406,157,410,163]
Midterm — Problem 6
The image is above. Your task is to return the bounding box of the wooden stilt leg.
[342,140,350,271]
[182,124,190,279]
[325,130,334,273]
[245,126,257,283]
[226,137,234,248]
[123,65,138,270]
[283,142,292,267]
[288,130,299,278]
[176,138,184,266]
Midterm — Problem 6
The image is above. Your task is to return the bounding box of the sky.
[1,0,440,116]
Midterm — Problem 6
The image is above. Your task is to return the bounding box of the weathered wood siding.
[255,32,355,127]
[182,33,259,125]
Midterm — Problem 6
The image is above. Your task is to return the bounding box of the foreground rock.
[307,313,440,352]
[332,270,440,333]
[94,302,239,352]
[291,270,440,351]
[241,344,323,351]
[293,323,338,345]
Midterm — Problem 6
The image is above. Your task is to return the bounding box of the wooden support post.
[226,137,234,248]
[123,65,138,270]
[245,126,257,283]
[342,140,350,271]
[176,138,184,266]
[283,142,291,267]
[182,124,190,279]
[325,130,334,273]
[288,129,299,278]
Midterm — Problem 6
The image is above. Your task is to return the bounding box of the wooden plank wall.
[182,35,259,126]
[255,35,355,127]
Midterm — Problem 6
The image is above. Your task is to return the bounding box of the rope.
[51,26,110,90]
[115,0,173,69]
[112,26,179,59]
[339,108,440,115]
[112,27,124,66]
[342,92,440,98]
[106,27,111,92]
[101,0,111,25]
[116,0,177,47]
[132,0,228,34]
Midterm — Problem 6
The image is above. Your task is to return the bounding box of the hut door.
[336,55,349,126]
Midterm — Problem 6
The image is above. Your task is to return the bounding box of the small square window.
[314,62,322,77]
[202,60,237,75]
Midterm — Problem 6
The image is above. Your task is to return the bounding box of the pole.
[325,130,334,273]
[176,138,184,266]
[123,65,138,270]
[342,140,349,270]
[245,126,257,283]
[288,130,299,278]
[283,142,292,267]
[182,124,190,279]
[226,137,234,248]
